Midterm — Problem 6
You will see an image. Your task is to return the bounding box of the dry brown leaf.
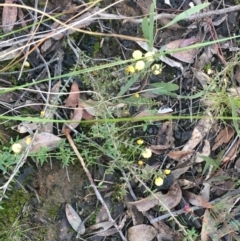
[201,209,214,241]
[195,45,216,70]
[200,183,211,202]
[16,122,38,133]
[178,179,196,189]
[2,0,17,33]
[41,39,53,53]
[212,126,235,151]
[0,45,21,61]
[235,64,240,83]
[17,8,27,28]
[223,139,240,163]
[165,37,199,63]
[172,166,190,180]
[65,203,85,234]
[195,140,211,163]
[62,107,83,132]
[18,132,62,153]
[87,221,113,233]
[79,99,96,116]
[127,182,181,212]
[167,150,193,161]
[149,144,172,154]
[183,190,213,209]
[192,68,211,88]
[182,116,214,152]
[64,82,80,107]
[157,121,174,147]
[82,109,94,120]
[127,224,157,241]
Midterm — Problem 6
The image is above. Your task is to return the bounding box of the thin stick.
[64,128,127,241]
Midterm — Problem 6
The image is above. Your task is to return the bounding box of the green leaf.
[142,17,149,41]
[141,0,156,50]
[145,83,178,97]
[178,90,206,99]
[117,76,138,97]
[230,96,240,135]
[161,2,210,30]
[148,1,155,49]
[201,156,219,174]
[150,83,179,92]
[201,150,223,174]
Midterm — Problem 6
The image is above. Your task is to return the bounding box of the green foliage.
[0,147,19,173]
[183,228,198,241]
[201,150,223,175]
[141,0,156,50]
[161,3,210,30]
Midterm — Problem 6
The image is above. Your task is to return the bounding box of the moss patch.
[0,189,29,224]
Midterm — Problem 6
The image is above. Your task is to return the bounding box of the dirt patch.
[23,161,88,240]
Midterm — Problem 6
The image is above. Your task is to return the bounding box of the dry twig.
[65,128,127,241]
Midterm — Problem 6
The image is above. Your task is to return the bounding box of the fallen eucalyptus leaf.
[2,0,17,33]
[65,203,85,234]
[127,182,181,211]
[183,191,213,208]
[18,132,62,153]
[128,224,157,241]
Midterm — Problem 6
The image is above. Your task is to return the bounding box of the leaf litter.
[1,1,240,240]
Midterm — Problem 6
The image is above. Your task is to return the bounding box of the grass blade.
[161,2,210,30]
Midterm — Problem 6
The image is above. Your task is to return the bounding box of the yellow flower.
[138,160,144,166]
[125,65,135,73]
[25,137,32,145]
[151,64,162,75]
[141,148,152,158]
[137,139,144,145]
[135,61,145,71]
[145,51,154,61]
[164,169,171,175]
[40,111,45,117]
[24,61,30,68]
[11,143,22,154]
[132,50,143,59]
[155,177,164,186]
[134,93,140,98]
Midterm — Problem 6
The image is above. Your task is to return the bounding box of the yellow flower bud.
[125,65,135,73]
[134,93,140,98]
[164,169,171,175]
[145,51,154,61]
[138,160,144,166]
[137,139,144,145]
[135,61,145,71]
[132,50,143,59]
[24,61,30,68]
[25,137,32,145]
[141,148,152,158]
[12,143,22,154]
[40,111,45,117]
[155,177,164,186]
[151,64,162,75]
